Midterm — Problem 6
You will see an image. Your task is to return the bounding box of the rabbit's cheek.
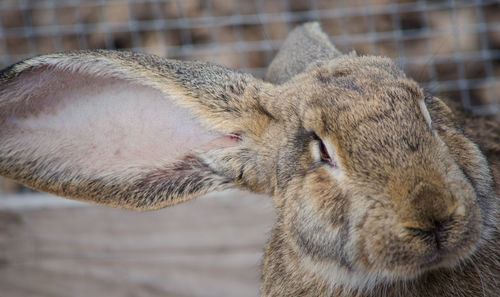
[289,199,351,265]
[283,172,352,263]
[356,212,431,278]
[434,127,497,238]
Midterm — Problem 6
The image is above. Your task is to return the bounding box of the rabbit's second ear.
[0,51,271,210]
[266,22,341,84]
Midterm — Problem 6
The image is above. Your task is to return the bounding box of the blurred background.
[0,0,499,296]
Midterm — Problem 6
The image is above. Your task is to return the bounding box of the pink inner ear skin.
[1,69,241,178]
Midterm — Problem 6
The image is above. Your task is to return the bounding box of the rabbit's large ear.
[266,22,341,84]
[0,51,273,210]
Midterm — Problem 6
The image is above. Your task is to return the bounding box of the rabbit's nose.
[397,182,458,242]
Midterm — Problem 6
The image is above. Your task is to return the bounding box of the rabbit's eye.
[318,140,333,165]
[311,133,337,168]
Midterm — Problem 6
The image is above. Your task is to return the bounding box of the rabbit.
[0,22,498,297]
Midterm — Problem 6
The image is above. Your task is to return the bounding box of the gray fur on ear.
[265,22,341,84]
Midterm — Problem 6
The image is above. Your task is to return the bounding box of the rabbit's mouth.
[414,246,469,272]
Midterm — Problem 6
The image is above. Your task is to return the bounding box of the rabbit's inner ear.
[1,67,234,177]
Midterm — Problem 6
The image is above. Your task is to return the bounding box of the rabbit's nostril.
[406,226,441,249]
[405,216,454,250]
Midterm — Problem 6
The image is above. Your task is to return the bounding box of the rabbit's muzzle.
[357,176,481,280]
[398,182,459,250]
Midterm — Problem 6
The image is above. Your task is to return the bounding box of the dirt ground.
[0,190,275,297]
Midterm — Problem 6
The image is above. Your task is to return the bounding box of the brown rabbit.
[0,23,498,296]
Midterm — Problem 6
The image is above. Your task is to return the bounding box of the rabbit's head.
[264,23,497,290]
[0,23,496,292]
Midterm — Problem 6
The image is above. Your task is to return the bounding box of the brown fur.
[0,23,498,296]
[261,23,499,297]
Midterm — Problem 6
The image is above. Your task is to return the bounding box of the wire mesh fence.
[1,0,499,114]
[0,0,499,194]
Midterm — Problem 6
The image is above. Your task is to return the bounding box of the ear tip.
[303,21,322,30]
[295,22,325,36]
[0,61,22,82]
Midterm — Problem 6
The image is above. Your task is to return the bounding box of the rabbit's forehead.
[301,67,439,175]
[301,56,424,109]
[313,55,407,84]
[303,74,428,134]
[322,103,441,183]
